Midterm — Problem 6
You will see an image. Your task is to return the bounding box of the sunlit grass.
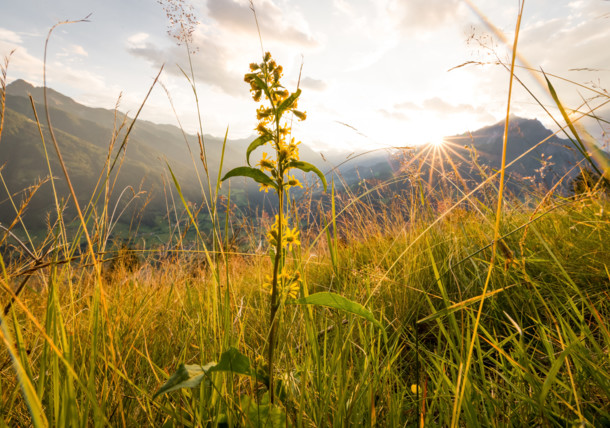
[1,1,610,426]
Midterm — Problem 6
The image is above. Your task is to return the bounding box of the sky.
[1,0,609,153]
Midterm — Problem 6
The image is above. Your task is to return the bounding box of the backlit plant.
[154,52,383,417]
[223,51,326,402]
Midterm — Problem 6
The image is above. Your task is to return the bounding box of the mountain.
[1,80,607,237]
[442,116,609,190]
[0,79,324,231]
[339,116,609,195]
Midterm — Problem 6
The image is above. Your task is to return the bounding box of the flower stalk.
[223,51,326,403]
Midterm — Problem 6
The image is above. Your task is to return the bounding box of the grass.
[1,191,609,426]
[2,1,610,426]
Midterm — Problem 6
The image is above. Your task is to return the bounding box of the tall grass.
[1,2,610,427]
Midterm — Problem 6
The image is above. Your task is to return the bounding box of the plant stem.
[267,111,285,404]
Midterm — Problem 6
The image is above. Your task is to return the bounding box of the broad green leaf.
[153,362,215,399]
[154,347,261,399]
[287,161,327,192]
[289,292,383,331]
[246,134,273,166]
[221,166,278,190]
[241,393,291,427]
[208,346,251,377]
[277,89,301,118]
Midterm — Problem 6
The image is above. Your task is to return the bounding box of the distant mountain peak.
[7,79,74,105]
[6,79,36,92]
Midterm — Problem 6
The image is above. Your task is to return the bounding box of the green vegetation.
[1,2,610,426]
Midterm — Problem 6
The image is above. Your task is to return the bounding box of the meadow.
[1,3,610,427]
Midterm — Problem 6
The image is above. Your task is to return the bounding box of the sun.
[428,138,446,148]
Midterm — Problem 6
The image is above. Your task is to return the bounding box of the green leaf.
[289,292,384,331]
[208,347,252,377]
[246,134,273,166]
[241,393,291,427]
[287,161,327,192]
[221,166,278,190]
[277,89,301,118]
[153,362,215,399]
[154,347,261,399]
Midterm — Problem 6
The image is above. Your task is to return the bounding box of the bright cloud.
[388,0,466,34]
[0,28,22,44]
[127,32,150,48]
[206,0,319,47]
[300,76,327,91]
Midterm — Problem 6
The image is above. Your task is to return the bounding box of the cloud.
[387,0,465,34]
[71,45,88,57]
[127,33,150,49]
[520,13,610,72]
[394,101,421,111]
[392,97,495,123]
[128,1,321,99]
[300,76,327,91]
[379,108,408,121]
[127,30,243,96]
[206,0,319,47]
[0,28,22,44]
[57,44,88,58]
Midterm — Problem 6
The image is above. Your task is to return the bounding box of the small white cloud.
[394,101,421,111]
[56,44,89,59]
[127,32,150,49]
[301,76,327,91]
[0,28,22,44]
[379,108,408,120]
[71,44,88,57]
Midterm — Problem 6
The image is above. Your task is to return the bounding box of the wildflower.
[284,226,300,251]
[256,123,269,135]
[286,176,303,190]
[256,106,273,121]
[258,152,276,171]
[266,215,288,246]
[259,182,273,193]
[286,281,299,299]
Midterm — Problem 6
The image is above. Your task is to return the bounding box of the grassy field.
[2,3,610,426]
[1,186,609,426]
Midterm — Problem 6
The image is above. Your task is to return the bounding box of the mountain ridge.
[1,79,607,235]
